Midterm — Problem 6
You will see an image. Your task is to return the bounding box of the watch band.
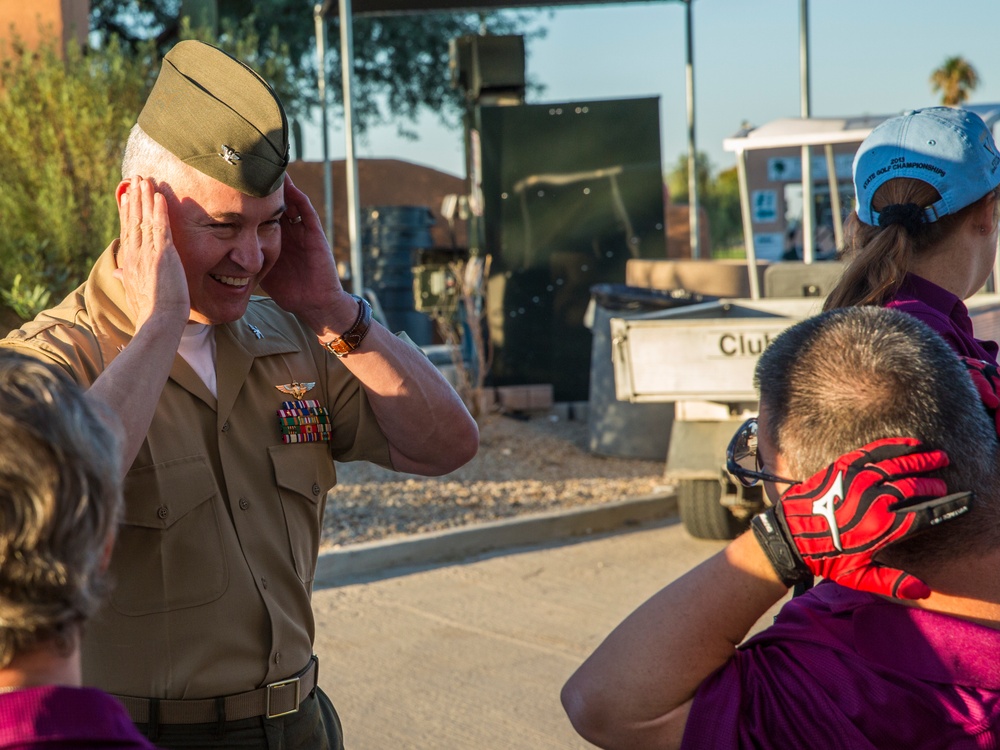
[322,295,372,358]
[750,507,812,588]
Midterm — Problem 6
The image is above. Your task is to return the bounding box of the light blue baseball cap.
[853,106,1000,226]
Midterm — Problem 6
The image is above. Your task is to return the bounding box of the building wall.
[0,0,89,55]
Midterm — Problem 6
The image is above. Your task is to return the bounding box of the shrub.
[0,33,156,318]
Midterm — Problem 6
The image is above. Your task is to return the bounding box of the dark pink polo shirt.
[886,273,999,364]
[682,582,1000,749]
[0,685,156,749]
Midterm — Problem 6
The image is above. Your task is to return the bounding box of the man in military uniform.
[1,40,479,749]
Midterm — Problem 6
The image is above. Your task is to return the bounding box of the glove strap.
[750,508,812,588]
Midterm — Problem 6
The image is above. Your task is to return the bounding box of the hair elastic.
[877,203,924,234]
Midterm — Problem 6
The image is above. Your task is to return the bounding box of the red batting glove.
[962,357,1000,436]
[750,437,973,600]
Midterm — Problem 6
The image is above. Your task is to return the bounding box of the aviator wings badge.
[275,381,316,400]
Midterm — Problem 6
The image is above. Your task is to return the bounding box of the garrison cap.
[138,40,289,197]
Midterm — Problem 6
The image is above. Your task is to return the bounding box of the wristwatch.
[322,295,372,358]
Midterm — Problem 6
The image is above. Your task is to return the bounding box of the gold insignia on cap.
[219,145,242,165]
[275,382,316,400]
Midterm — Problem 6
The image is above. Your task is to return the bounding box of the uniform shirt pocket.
[268,444,336,584]
[112,456,229,616]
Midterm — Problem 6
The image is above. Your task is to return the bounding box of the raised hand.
[261,174,351,331]
[114,177,190,331]
[751,437,972,600]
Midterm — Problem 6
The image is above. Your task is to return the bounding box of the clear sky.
[303,0,1000,179]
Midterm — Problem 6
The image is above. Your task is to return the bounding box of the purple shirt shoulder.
[0,685,156,749]
[681,582,1000,749]
[885,273,999,364]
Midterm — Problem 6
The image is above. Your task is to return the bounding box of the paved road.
[312,519,790,749]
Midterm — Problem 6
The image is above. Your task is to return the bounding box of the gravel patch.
[323,413,671,549]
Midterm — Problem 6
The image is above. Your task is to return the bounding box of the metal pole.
[313,5,335,249]
[339,0,364,295]
[799,0,814,264]
[825,144,843,250]
[735,149,760,300]
[684,0,700,259]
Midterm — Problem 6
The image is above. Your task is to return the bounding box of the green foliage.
[0,35,158,315]
[710,166,743,253]
[929,56,980,106]
[1,274,52,321]
[667,152,744,253]
[89,0,547,136]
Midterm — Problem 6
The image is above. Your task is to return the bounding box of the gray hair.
[755,306,1000,570]
[121,123,182,186]
[0,352,122,668]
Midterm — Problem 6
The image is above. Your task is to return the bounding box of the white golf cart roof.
[723,103,1000,153]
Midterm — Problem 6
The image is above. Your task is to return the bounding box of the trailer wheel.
[678,479,748,540]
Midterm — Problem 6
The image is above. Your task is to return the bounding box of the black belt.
[113,655,318,724]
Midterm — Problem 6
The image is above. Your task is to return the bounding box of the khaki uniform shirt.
[1,245,392,699]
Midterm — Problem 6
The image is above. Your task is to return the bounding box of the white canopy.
[724,104,1000,153]
[722,114,890,153]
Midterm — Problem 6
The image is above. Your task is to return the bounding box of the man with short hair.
[562,305,1000,749]
[2,40,478,749]
[0,351,156,749]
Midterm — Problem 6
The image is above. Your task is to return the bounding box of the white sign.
[751,190,778,223]
[610,300,824,402]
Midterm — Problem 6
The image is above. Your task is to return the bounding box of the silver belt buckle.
[265,676,301,719]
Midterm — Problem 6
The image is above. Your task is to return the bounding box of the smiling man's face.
[161,162,286,325]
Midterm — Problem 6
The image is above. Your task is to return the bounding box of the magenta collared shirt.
[682,582,1000,749]
[0,685,156,749]
[885,273,999,364]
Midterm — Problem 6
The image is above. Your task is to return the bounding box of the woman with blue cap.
[824,106,1000,363]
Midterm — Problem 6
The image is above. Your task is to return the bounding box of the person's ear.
[115,179,130,209]
[969,193,999,235]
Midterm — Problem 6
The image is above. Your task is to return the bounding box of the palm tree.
[930,56,980,106]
